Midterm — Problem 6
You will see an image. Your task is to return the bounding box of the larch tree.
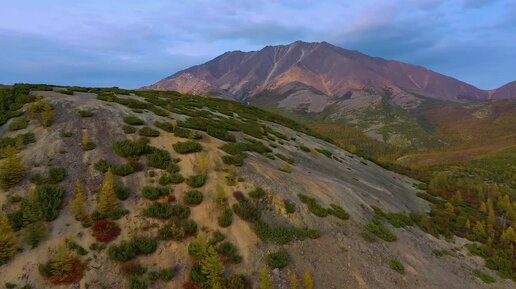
[22,190,48,248]
[200,246,225,289]
[70,179,86,217]
[288,272,299,289]
[0,215,18,263]
[47,240,75,277]
[0,146,25,189]
[259,267,273,289]
[303,270,313,289]
[97,168,119,214]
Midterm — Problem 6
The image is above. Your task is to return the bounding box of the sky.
[0,0,514,89]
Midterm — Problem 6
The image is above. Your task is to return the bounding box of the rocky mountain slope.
[0,85,513,289]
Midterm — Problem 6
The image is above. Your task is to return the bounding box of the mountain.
[146,41,516,151]
[1,84,514,289]
[147,41,514,102]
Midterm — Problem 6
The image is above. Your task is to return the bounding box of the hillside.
[0,84,513,289]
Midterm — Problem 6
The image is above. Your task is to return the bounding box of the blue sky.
[0,0,514,89]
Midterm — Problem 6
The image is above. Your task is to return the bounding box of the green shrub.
[169,173,185,184]
[388,259,405,274]
[265,250,289,268]
[147,149,171,169]
[139,127,160,137]
[154,121,175,133]
[108,240,137,262]
[316,148,332,158]
[173,141,202,154]
[207,126,236,142]
[299,145,310,152]
[78,110,94,117]
[83,141,96,151]
[158,219,197,240]
[8,118,29,131]
[115,185,130,200]
[128,278,147,289]
[210,231,226,245]
[366,220,397,242]
[184,190,203,206]
[185,175,207,188]
[232,197,261,222]
[30,167,66,184]
[473,269,496,283]
[384,212,414,228]
[283,200,296,214]
[190,265,206,282]
[130,236,157,254]
[113,139,150,158]
[298,194,329,217]
[94,159,136,176]
[254,220,319,244]
[222,154,244,166]
[144,202,174,219]
[32,184,65,221]
[123,115,145,126]
[174,127,201,139]
[328,204,350,220]
[249,187,266,199]
[142,186,169,200]
[169,204,191,219]
[166,162,180,173]
[121,263,147,276]
[218,208,233,227]
[148,268,176,281]
[122,125,136,134]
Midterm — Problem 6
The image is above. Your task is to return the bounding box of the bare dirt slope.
[0,90,512,289]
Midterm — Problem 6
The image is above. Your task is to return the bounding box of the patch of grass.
[122,125,136,134]
[138,126,160,137]
[365,219,397,242]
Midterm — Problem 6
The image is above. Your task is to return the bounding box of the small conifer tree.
[0,215,18,262]
[70,179,86,216]
[97,169,119,214]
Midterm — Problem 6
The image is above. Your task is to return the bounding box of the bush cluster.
[365,219,397,242]
[92,220,121,242]
[30,167,66,185]
[158,219,198,241]
[123,115,145,125]
[146,149,171,169]
[113,139,150,158]
[159,173,184,185]
[217,208,233,227]
[207,126,236,142]
[142,186,170,200]
[108,236,158,262]
[265,250,289,268]
[154,121,175,133]
[122,125,137,134]
[139,127,160,137]
[8,117,29,131]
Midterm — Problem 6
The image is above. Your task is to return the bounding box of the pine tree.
[259,267,273,289]
[0,215,18,262]
[24,220,47,248]
[479,202,487,213]
[445,202,454,214]
[288,272,299,289]
[500,226,516,247]
[303,270,313,289]
[201,246,225,289]
[97,169,119,214]
[70,179,86,217]
[0,146,25,189]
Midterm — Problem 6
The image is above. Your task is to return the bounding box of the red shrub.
[43,259,85,285]
[167,195,177,202]
[92,220,121,242]
[183,281,201,289]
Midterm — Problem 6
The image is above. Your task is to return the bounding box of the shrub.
[328,204,350,220]
[147,149,171,169]
[283,200,296,214]
[123,115,145,125]
[115,185,130,200]
[128,278,147,289]
[388,259,405,274]
[142,186,169,200]
[254,220,319,244]
[30,167,66,185]
[207,126,236,142]
[112,164,136,176]
[130,236,157,254]
[148,268,176,281]
[173,141,202,154]
[78,110,93,117]
[218,208,233,227]
[33,184,65,221]
[8,118,29,131]
[121,262,147,276]
[297,194,328,217]
[144,202,174,219]
[113,139,150,158]
[222,154,244,166]
[384,213,414,228]
[108,241,137,262]
[154,121,175,133]
[184,190,203,206]
[91,220,121,242]
[139,127,160,137]
[266,250,289,268]
[174,127,201,139]
[217,241,237,257]
[249,187,266,199]
[166,162,180,173]
[366,220,397,242]
[158,219,197,241]
[232,198,261,222]
[299,145,310,152]
[472,269,496,283]
[122,125,136,134]
[185,175,207,188]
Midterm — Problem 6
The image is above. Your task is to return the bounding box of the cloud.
[0,0,514,89]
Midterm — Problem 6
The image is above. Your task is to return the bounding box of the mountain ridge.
[146,41,515,101]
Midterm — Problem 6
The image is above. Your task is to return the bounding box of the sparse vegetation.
[388,259,405,274]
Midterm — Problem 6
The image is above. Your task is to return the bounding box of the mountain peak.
[146,41,514,101]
